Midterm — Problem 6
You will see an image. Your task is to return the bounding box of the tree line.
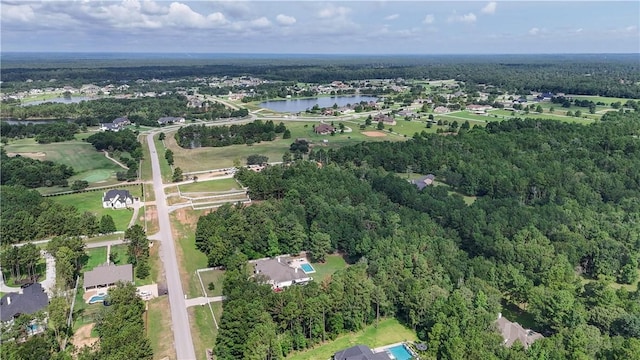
[204,112,640,359]
[1,149,74,188]
[0,121,80,144]
[175,120,287,148]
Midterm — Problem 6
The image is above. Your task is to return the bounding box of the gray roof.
[496,315,544,348]
[157,116,184,124]
[112,117,129,125]
[84,264,133,289]
[334,345,391,360]
[103,189,133,203]
[411,174,435,190]
[254,258,311,287]
[101,123,119,131]
[0,283,49,322]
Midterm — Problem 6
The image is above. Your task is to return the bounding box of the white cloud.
[529,27,540,35]
[423,14,435,24]
[317,5,351,19]
[165,3,227,28]
[448,12,476,24]
[625,25,638,32]
[276,14,296,26]
[384,14,399,21]
[140,0,167,15]
[1,4,36,22]
[481,2,497,15]
[249,17,271,28]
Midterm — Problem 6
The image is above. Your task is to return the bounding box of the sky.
[1,1,639,54]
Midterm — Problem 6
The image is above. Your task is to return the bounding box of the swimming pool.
[300,263,316,274]
[387,344,413,360]
[88,294,107,304]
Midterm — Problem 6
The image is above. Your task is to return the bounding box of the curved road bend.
[147,132,196,360]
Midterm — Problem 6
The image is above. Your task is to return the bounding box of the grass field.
[4,138,122,185]
[198,269,225,297]
[147,297,176,360]
[165,121,401,171]
[50,186,141,231]
[311,254,349,282]
[189,302,223,360]
[171,209,211,297]
[82,247,108,272]
[139,135,153,182]
[179,178,242,193]
[569,95,638,105]
[154,134,173,182]
[286,318,417,360]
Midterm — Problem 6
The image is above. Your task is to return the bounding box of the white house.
[157,116,186,125]
[253,257,312,290]
[102,189,134,209]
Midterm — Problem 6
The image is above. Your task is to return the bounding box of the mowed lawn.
[189,302,223,360]
[50,186,141,231]
[199,269,225,297]
[4,138,122,185]
[311,254,349,282]
[179,178,242,193]
[165,121,403,171]
[286,318,417,360]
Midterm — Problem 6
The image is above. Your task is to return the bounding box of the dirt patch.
[145,205,159,234]
[362,131,387,137]
[72,323,99,350]
[7,151,47,159]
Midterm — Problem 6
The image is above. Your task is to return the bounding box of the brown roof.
[314,123,335,134]
[496,315,544,348]
[84,264,133,289]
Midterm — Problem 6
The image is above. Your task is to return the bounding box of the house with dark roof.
[0,283,49,322]
[112,116,130,127]
[157,116,186,125]
[314,123,335,135]
[411,174,435,190]
[495,313,544,348]
[83,264,134,291]
[102,189,134,209]
[253,257,312,290]
[334,345,391,360]
[374,113,396,125]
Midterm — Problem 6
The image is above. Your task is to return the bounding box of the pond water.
[20,96,93,106]
[260,95,378,113]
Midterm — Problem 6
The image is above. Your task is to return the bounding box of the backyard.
[286,318,417,360]
[311,254,349,282]
[50,185,142,231]
[189,302,223,360]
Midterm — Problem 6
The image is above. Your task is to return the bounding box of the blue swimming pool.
[387,344,413,360]
[300,263,316,274]
[88,294,107,304]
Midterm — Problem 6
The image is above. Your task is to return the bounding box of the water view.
[21,96,93,106]
[260,95,378,113]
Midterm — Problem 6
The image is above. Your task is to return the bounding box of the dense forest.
[0,185,113,245]
[198,111,640,359]
[2,54,639,98]
[0,122,80,143]
[1,149,74,188]
[175,120,287,148]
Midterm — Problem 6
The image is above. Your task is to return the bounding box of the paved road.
[147,131,196,360]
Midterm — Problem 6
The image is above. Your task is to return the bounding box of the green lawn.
[82,247,108,272]
[198,270,225,297]
[171,211,210,297]
[569,95,639,105]
[286,318,417,360]
[109,244,128,266]
[147,297,176,360]
[165,121,402,171]
[154,134,173,182]
[190,302,223,360]
[179,178,242,193]
[50,187,140,231]
[3,138,123,186]
[311,254,349,282]
[139,135,154,182]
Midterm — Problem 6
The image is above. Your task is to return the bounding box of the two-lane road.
[147,132,196,360]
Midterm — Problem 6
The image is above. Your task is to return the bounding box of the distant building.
[374,113,396,125]
[157,116,186,125]
[253,257,312,290]
[314,123,335,135]
[433,106,449,114]
[495,313,544,348]
[102,189,134,209]
[410,174,435,190]
[100,116,130,132]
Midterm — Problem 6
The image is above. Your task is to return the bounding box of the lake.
[260,95,378,113]
[21,96,93,106]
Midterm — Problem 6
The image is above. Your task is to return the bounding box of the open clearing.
[148,297,177,360]
[72,323,99,350]
[286,318,417,360]
[4,138,122,185]
[165,121,401,171]
[178,178,241,193]
[362,131,387,137]
[189,302,223,360]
